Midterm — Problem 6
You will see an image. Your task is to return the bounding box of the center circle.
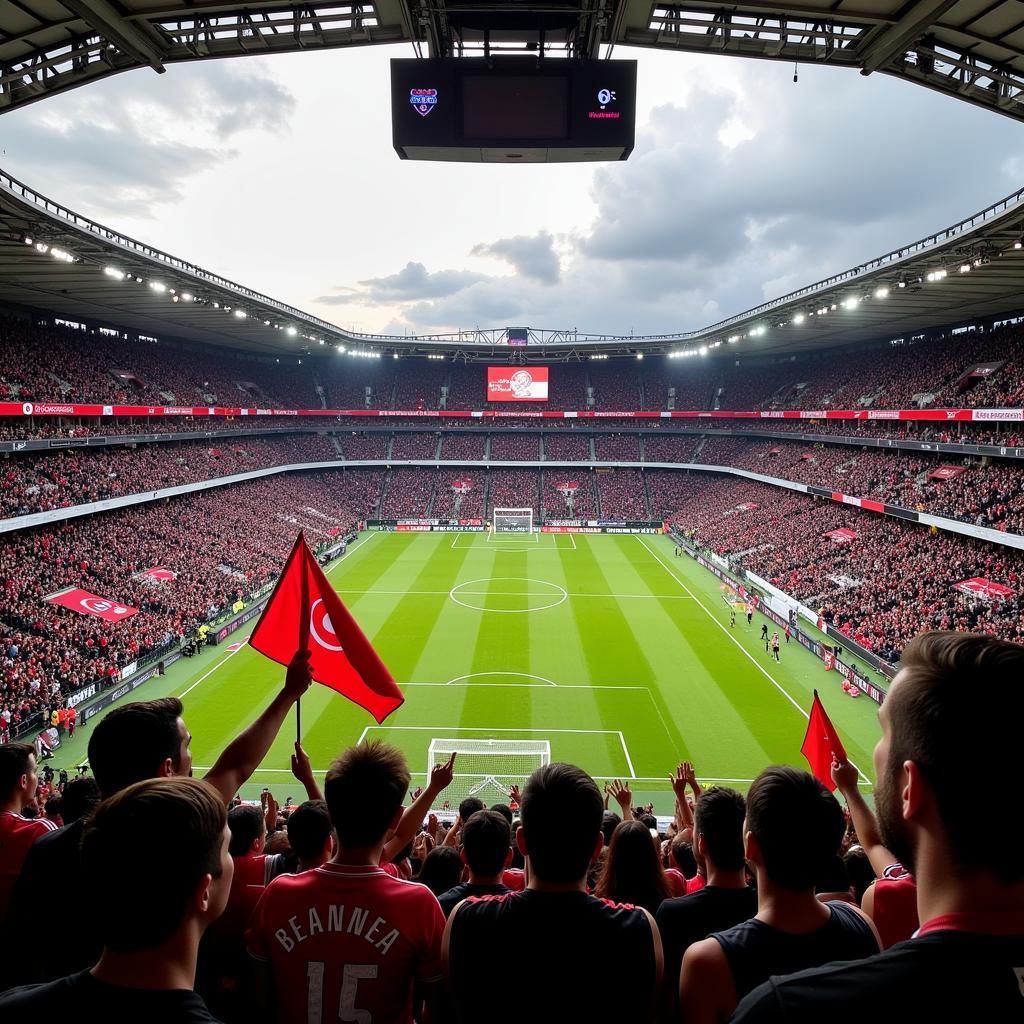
[449,576,568,613]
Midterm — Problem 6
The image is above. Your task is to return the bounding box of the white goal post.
[491,508,535,534]
[427,738,551,807]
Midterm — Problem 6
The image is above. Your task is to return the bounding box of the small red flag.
[250,533,404,723]
[800,690,847,792]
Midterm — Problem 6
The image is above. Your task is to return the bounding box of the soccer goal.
[427,738,551,807]
[491,508,534,534]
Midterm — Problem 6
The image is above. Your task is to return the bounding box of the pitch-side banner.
[486,367,549,402]
[45,588,139,621]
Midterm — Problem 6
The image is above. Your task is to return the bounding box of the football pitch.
[52,531,883,813]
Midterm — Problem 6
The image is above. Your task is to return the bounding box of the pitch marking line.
[355,725,638,779]
[178,531,379,702]
[637,537,872,786]
[443,671,559,687]
[334,588,694,600]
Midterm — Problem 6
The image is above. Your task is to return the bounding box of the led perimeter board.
[391,58,637,163]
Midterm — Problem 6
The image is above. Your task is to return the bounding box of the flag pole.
[297,532,310,744]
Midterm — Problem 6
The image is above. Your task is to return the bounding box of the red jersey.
[0,812,57,919]
[872,863,919,949]
[502,868,526,892]
[247,862,445,1024]
[685,873,707,894]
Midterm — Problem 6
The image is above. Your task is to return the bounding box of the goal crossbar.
[427,738,550,806]
[492,507,535,534]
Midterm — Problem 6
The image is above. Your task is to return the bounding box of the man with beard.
[732,631,1024,1022]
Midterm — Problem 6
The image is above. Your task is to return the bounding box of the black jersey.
[731,926,1024,1022]
[446,889,659,1023]
[712,900,878,1003]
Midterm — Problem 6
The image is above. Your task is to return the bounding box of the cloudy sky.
[3,45,1024,336]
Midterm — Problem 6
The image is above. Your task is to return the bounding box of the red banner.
[954,577,1016,601]
[137,567,177,582]
[825,528,859,544]
[486,367,549,402]
[46,588,139,621]
[927,465,967,481]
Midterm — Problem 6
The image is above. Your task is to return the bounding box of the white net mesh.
[427,738,551,807]
[492,508,534,533]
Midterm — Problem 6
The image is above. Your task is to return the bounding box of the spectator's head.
[843,847,875,904]
[287,800,334,867]
[418,846,464,897]
[669,836,698,879]
[519,763,603,885]
[461,810,512,881]
[61,775,101,824]
[601,810,621,847]
[490,803,514,826]
[82,778,231,952]
[694,786,746,873]
[42,795,63,825]
[0,742,38,807]
[227,804,265,856]
[595,819,669,913]
[459,797,485,822]
[745,766,844,891]
[878,632,1024,883]
[88,697,188,799]
[325,741,410,852]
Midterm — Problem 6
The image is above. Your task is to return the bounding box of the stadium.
[1,1,1024,1020]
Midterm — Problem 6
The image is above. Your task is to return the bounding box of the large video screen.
[487,366,549,402]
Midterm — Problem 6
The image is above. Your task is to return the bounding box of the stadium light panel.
[960,264,971,273]
[843,297,859,309]
[22,236,32,246]
[793,314,805,324]
[149,282,167,293]
[234,309,247,319]
[636,352,644,360]
[874,287,889,298]
[104,267,125,280]
[699,345,708,355]
[286,326,297,336]
[34,242,49,254]
[1015,239,1023,250]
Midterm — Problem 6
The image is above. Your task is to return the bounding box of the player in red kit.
[246,741,446,1024]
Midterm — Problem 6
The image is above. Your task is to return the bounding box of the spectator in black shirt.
[679,767,878,1023]
[443,762,663,1023]
[733,631,1024,1022]
[656,786,756,1021]
[438,809,512,917]
[0,777,232,1023]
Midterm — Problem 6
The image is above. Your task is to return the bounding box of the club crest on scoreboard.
[410,89,438,117]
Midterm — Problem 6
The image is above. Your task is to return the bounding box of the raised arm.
[291,741,323,802]
[382,752,456,863]
[204,649,312,805]
[832,759,896,877]
[670,763,696,839]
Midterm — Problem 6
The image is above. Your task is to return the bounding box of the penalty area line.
[636,536,872,786]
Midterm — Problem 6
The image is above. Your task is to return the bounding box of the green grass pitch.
[50,531,883,813]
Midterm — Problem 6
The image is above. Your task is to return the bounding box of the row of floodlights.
[668,239,1024,358]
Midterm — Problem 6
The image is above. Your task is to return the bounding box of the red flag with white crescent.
[249,533,403,723]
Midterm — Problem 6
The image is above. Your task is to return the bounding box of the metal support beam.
[59,0,168,72]
[857,0,960,75]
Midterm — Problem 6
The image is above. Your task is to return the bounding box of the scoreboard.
[391,58,637,163]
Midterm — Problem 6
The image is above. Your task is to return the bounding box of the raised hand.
[429,752,457,795]
[284,649,313,700]
[608,779,633,817]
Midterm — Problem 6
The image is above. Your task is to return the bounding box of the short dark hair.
[746,766,844,890]
[227,804,264,856]
[520,763,602,884]
[461,810,511,876]
[894,631,1024,882]
[88,698,183,798]
[490,803,514,825]
[287,800,333,861]
[42,796,63,820]
[670,837,697,878]
[459,797,485,822]
[81,778,226,951]
[0,743,34,798]
[602,810,621,846]
[61,776,101,824]
[694,786,746,872]
[325,741,410,849]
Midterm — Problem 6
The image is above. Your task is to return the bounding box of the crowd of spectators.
[380,469,436,518]
[0,435,338,518]
[542,433,592,460]
[432,473,484,519]
[595,434,642,461]
[487,471,540,515]
[489,434,541,460]
[336,433,388,460]
[3,630,1020,1022]
[661,471,1024,662]
[0,470,380,733]
[390,433,440,459]
[597,469,650,519]
[439,434,487,460]
[542,473,596,519]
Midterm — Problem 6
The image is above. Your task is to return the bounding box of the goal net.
[426,738,551,807]
[492,508,534,534]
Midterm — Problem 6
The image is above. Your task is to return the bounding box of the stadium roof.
[3,164,1024,360]
[4,0,1024,121]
